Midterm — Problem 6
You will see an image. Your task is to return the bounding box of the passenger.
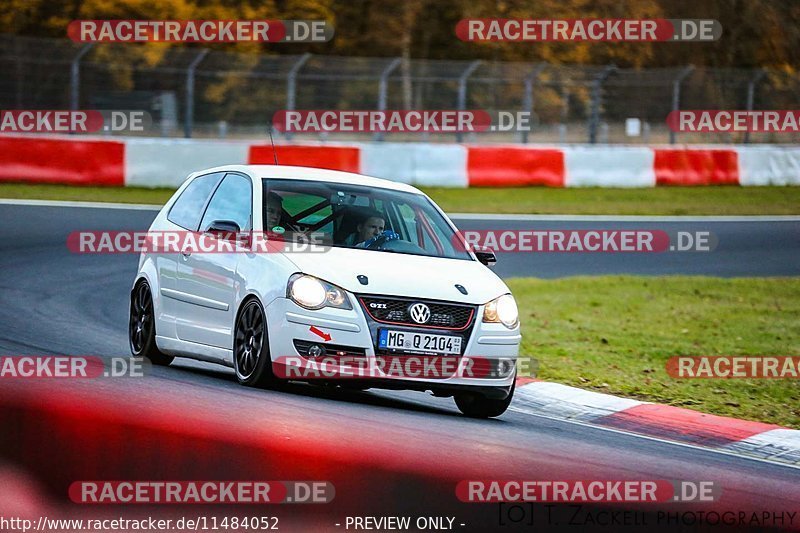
[265,192,284,230]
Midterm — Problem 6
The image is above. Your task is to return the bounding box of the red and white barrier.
[467,145,564,187]
[653,148,739,186]
[513,379,800,465]
[564,146,655,187]
[249,143,361,173]
[0,135,125,186]
[361,143,468,187]
[737,146,800,186]
[1,134,798,188]
[125,138,249,188]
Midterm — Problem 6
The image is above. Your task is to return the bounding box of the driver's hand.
[362,229,400,248]
[380,230,400,242]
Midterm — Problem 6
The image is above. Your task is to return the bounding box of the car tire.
[454,379,515,418]
[233,298,275,388]
[129,280,174,366]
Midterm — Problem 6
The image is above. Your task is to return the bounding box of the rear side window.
[167,173,223,230]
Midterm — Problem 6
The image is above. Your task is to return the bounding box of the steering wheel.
[367,232,426,254]
[366,231,392,249]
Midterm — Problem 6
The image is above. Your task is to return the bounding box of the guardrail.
[1,134,799,188]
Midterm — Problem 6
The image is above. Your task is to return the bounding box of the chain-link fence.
[1,34,798,144]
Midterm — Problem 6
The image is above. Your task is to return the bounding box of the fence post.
[375,57,402,142]
[588,65,616,144]
[184,49,209,139]
[560,85,571,142]
[669,65,695,145]
[456,60,481,143]
[285,53,311,141]
[522,63,547,144]
[744,69,767,144]
[70,44,94,111]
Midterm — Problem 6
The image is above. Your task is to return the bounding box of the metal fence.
[1,34,798,144]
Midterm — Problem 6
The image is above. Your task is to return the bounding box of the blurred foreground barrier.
[0,380,459,521]
[1,134,799,188]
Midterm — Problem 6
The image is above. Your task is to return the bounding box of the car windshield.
[262,178,472,261]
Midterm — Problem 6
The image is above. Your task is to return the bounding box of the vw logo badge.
[408,303,431,324]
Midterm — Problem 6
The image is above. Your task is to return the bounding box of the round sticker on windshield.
[271,226,285,234]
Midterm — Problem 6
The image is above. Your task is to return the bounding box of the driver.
[344,209,399,248]
[355,213,385,245]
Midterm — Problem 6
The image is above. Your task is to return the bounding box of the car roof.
[195,165,424,195]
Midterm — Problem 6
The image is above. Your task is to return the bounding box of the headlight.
[483,294,519,328]
[287,274,352,310]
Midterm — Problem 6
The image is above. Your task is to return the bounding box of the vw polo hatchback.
[130,165,521,417]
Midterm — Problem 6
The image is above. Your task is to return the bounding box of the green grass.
[1,182,800,215]
[422,186,800,215]
[0,183,177,205]
[510,276,800,428]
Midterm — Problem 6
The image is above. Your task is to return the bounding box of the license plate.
[378,329,462,355]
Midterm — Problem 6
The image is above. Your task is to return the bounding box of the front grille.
[358,295,476,330]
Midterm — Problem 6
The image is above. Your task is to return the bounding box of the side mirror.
[205,220,244,243]
[475,249,497,267]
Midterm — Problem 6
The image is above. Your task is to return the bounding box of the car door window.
[397,203,418,242]
[167,173,223,230]
[263,178,471,260]
[200,173,252,232]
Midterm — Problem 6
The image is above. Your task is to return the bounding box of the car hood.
[282,247,509,304]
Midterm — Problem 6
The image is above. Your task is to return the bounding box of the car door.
[160,172,224,333]
[175,172,252,348]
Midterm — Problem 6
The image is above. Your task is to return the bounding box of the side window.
[199,174,252,232]
[425,212,456,255]
[167,173,222,230]
[397,203,418,244]
[397,203,448,255]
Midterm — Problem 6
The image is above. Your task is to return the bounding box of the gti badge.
[408,303,431,324]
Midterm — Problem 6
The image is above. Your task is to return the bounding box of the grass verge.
[423,186,800,215]
[510,276,800,428]
[1,182,800,215]
[0,183,176,205]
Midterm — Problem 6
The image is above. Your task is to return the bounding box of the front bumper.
[264,296,521,394]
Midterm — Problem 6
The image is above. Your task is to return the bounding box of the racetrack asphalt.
[451,215,800,279]
[1,201,799,531]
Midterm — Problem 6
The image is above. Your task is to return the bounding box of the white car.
[130,165,521,417]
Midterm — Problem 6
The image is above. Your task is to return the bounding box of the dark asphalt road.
[449,215,800,279]
[1,202,799,532]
